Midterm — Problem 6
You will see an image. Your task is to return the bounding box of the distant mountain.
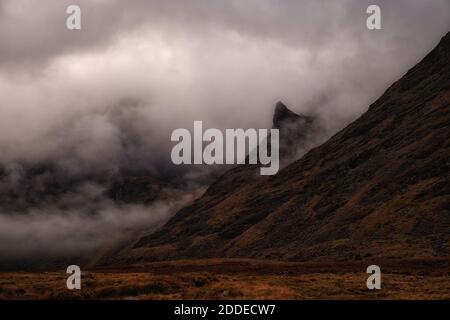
[106,31,450,265]
[0,163,181,212]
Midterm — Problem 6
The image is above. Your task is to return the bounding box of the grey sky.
[0,0,449,172]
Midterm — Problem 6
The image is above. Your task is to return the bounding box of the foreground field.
[1,259,449,299]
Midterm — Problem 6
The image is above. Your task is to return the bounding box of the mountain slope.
[107,32,450,265]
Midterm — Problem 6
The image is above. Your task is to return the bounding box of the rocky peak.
[273,101,313,129]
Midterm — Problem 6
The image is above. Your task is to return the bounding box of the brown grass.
[1,258,449,300]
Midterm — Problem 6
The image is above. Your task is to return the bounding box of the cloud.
[0,183,202,266]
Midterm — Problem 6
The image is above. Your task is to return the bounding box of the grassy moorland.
[1,258,449,300]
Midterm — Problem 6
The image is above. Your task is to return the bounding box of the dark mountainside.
[105,32,450,265]
[0,130,207,212]
[0,166,179,211]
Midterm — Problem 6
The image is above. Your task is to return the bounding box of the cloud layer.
[1,0,449,172]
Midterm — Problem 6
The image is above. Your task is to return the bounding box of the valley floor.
[1,258,449,299]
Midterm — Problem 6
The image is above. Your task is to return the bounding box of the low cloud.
[0,184,202,267]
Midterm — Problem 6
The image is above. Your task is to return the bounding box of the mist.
[0,183,202,268]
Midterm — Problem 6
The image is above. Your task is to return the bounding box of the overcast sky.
[0,0,449,173]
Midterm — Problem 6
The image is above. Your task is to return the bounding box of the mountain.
[273,101,317,161]
[0,163,181,212]
[104,32,450,265]
[273,101,314,129]
[192,102,320,203]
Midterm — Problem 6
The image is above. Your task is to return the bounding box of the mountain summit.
[273,101,313,129]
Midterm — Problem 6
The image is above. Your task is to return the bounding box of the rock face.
[273,101,318,163]
[108,32,450,264]
[273,101,313,129]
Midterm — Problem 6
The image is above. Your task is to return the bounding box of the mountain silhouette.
[104,31,450,265]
